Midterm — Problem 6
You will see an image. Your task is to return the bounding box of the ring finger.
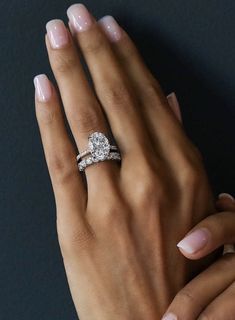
[45,19,119,186]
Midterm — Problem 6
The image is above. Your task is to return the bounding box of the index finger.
[162,254,235,320]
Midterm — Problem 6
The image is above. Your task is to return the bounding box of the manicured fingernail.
[162,313,178,320]
[177,228,210,254]
[167,92,182,122]
[99,16,122,42]
[34,74,52,102]
[67,4,93,32]
[46,19,69,49]
[218,193,235,202]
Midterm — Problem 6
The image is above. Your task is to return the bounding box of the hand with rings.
[34,4,221,319]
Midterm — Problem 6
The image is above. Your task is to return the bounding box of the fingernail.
[167,92,182,122]
[67,4,93,32]
[218,193,235,202]
[162,313,178,320]
[46,19,69,49]
[99,16,122,42]
[34,74,52,102]
[177,228,210,254]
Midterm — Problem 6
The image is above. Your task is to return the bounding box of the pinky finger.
[216,193,235,212]
[167,92,182,123]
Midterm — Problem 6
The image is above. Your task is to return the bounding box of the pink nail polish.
[67,4,93,32]
[99,16,122,42]
[177,228,210,254]
[218,193,235,202]
[46,19,69,49]
[167,92,182,122]
[34,74,52,102]
[162,313,178,320]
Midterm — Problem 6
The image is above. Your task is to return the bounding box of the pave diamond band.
[77,132,121,172]
[78,152,121,171]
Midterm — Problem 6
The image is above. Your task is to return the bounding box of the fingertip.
[177,228,210,254]
[216,193,235,211]
[218,193,235,202]
[34,74,53,103]
[167,92,182,123]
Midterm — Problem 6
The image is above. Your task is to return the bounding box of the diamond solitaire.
[76,132,121,171]
[88,132,111,162]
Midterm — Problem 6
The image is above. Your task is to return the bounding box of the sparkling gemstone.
[86,158,92,165]
[88,132,110,162]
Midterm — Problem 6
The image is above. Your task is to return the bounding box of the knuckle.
[178,160,202,189]
[176,288,197,306]
[177,145,205,189]
[47,151,77,185]
[76,108,101,134]
[103,82,133,109]
[119,38,139,61]
[36,105,57,125]
[91,195,129,230]
[82,32,108,55]
[53,52,77,74]
[144,82,162,100]
[134,175,163,209]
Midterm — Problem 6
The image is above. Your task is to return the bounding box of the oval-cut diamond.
[88,132,110,162]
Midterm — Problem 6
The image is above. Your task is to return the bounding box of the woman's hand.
[34,4,216,319]
[163,193,235,320]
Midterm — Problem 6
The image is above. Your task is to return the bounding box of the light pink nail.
[162,313,178,320]
[218,193,235,202]
[177,228,210,254]
[99,16,122,42]
[34,74,52,102]
[167,92,182,122]
[67,4,93,32]
[46,19,69,49]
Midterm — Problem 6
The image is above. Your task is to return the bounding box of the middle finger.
[67,4,153,158]
[45,19,119,184]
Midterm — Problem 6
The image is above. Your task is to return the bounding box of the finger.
[216,193,235,211]
[176,211,235,259]
[167,92,182,123]
[34,74,90,243]
[162,254,235,320]
[67,5,152,156]
[198,281,235,320]
[98,15,199,172]
[45,19,118,183]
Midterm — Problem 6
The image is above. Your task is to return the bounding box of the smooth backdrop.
[1,0,234,319]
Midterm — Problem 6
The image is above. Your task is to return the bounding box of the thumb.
[177,193,235,260]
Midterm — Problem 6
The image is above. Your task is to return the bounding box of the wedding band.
[77,132,121,171]
[77,145,118,161]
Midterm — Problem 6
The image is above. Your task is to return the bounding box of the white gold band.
[77,145,118,161]
[78,152,121,171]
[76,132,121,172]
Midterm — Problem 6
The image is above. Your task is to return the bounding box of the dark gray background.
[1,0,234,319]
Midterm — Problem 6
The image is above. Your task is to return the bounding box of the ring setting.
[77,132,121,171]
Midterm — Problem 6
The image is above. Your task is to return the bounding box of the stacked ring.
[76,132,121,171]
